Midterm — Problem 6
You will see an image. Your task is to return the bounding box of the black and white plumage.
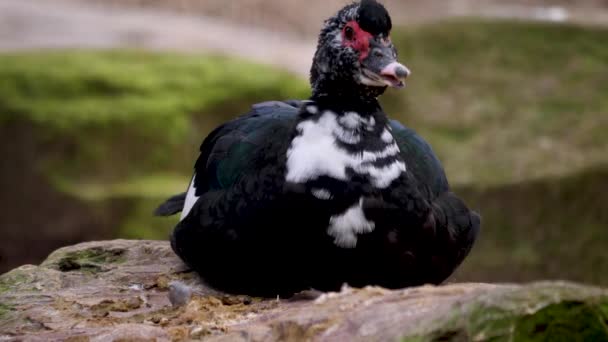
[156,0,480,297]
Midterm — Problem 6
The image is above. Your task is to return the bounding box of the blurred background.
[0,0,607,286]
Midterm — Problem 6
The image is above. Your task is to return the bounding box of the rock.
[1,240,607,341]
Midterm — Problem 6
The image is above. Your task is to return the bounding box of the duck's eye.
[344,26,355,40]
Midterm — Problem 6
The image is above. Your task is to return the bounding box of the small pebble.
[168,281,192,307]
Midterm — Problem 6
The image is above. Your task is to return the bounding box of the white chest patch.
[285,110,405,189]
[327,197,375,248]
[180,174,199,221]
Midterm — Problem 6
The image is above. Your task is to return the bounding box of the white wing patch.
[285,111,405,188]
[180,174,199,221]
[328,198,375,248]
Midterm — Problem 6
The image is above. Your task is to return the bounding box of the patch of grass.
[389,19,608,186]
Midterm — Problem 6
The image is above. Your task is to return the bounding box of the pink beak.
[380,62,411,88]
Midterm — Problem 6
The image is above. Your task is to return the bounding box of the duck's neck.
[302,88,390,134]
[310,93,383,120]
[310,76,386,113]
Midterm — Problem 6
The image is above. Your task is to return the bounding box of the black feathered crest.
[357,0,392,36]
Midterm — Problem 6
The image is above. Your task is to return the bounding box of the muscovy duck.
[156,0,480,297]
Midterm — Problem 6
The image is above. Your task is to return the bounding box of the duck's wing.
[388,119,480,283]
[388,119,449,198]
[154,100,302,217]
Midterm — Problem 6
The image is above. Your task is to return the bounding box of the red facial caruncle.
[342,21,373,61]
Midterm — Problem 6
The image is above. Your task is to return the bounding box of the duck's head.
[310,0,410,99]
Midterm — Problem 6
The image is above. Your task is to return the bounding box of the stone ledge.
[1,240,606,341]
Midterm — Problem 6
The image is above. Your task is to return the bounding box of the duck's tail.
[154,192,186,216]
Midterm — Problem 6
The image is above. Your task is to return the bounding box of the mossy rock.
[411,283,608,341]
[42,246,127,274]
[0,265,63,294]
[0,303,15,321]
[1,240,608,341]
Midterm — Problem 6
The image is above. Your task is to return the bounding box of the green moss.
[48,247,127,273]
[398,286,608,342]
[0,266,58,294]
[0,51,308,135]
[0,269,28,294]
[513,301,608,341]
[429,329,470,342]
[0,50,309,191]
[0,303,15,320]
[468,305,516,341]
[461,301,608,341]
[600,302,608,321]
